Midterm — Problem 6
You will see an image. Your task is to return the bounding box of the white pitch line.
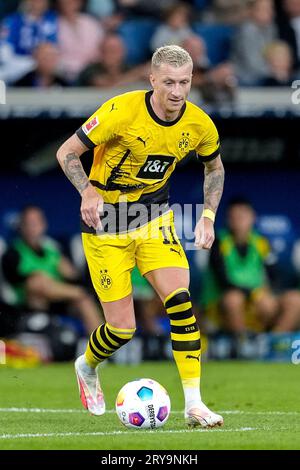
[0,427,261,440]
[219,410,300,416]
[0,407,299,416]
[0,407,84,413]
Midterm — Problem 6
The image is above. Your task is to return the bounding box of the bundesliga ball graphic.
[115,378,171,429]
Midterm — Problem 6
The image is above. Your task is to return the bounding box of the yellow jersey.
[76,90,220,233]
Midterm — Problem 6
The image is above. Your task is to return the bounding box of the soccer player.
[56,45,225,428]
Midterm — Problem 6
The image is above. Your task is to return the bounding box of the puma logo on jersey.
[137,136,147,147]
[170,247,181,257]
[186,354,200,362]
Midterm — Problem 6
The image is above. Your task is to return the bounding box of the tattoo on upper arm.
[204,160,224,213]
[63,152,89,194]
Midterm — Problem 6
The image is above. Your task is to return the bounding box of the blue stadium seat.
[257,215,296,259]
[0,0,20,20]
[193,0,210,10]
[256,214,298,289]
[192,23,235,65]
[118,19,159,65]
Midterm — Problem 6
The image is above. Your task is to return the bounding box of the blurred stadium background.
[0,0,300,367]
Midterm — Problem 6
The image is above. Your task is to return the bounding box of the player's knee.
[26,272,50,295]
[281,290,300,311]
[164,288,196,320]
[255,294,278,317]
[164,289,200,341]
[164,288,191,309]
[222,289,245,312]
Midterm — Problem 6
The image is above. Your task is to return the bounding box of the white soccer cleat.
[75,355,105,416]
[185,402,224,428]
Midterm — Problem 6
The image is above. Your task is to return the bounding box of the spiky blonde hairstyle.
[151,45,193,69]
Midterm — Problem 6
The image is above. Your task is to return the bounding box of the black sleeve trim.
[76,128,96,150]
[198,147,220,162]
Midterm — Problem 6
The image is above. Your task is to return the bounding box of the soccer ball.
[115,378,171,429]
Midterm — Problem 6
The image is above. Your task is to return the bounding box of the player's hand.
[194,217,215,249]
[80,185,104,230]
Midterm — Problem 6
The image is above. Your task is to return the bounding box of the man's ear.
[149,73,155,88]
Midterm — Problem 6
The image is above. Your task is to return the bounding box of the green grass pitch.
[0,360,299,450]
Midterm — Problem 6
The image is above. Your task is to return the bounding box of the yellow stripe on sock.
[85,350,98,368]
[84,324,135,368]
[103,325,121,348]
[106,323,136,338]
[171,331,200,342]
[89,336,112,356]
[85,348,109,368]
[166,302,192,315]
[170,317,196,327]
[94,328,116,351]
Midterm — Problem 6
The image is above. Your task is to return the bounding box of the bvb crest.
[178,132,190,153]
[100,269,112,289]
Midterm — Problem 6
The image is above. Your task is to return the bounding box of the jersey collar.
[145,90,186,127]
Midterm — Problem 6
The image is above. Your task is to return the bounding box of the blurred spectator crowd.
[1,198,300,363]
[1,0,300,363]
[0,0,299,104]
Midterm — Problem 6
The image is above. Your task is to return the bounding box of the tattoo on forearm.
[204,165,225,213]
[63,152,89,194]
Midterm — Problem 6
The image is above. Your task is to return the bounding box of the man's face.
[267,46,292,73]
[35,43,59,74]
[27,0,49,17]
[284,0,300,17]
[150,62,192,115]
[251,0,274,26]
[102,36,125,68]
[227,204,255,237]
[58,0,82,15]
[20,208,47,243]
[182,37,206,65]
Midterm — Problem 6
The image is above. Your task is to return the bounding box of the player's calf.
[85,322,136,368]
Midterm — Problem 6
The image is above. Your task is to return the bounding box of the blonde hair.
[151,45,193,69]
[263,40,292,60]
